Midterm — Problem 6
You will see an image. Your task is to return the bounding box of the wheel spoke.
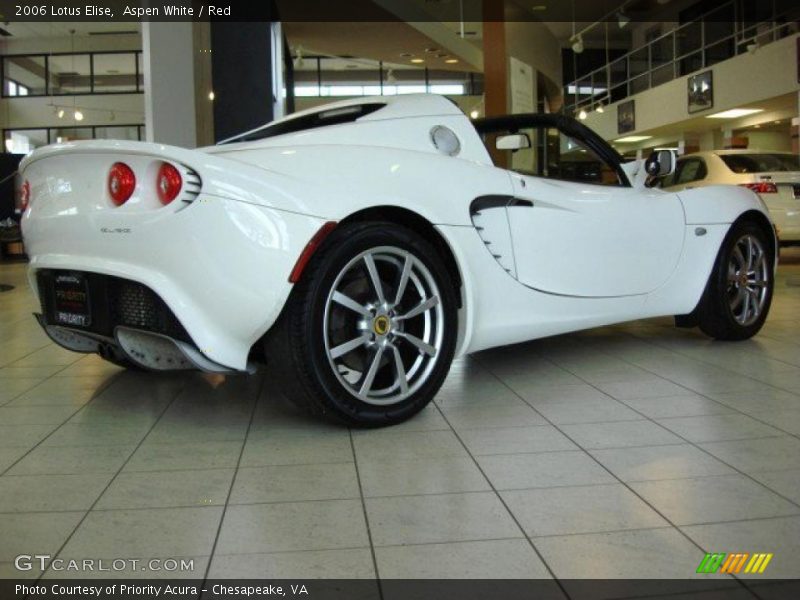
[395,331,437,357]
[391,344,409,394]
[332,292,372,317]
[359,345,385,396]
[740,289,752,324]
[330,335,369,359]
[748,288,761,318]
[731,288,746,310]
[397,295,440,321]
[732,246,746,270]
[394,254,413,306]
[746,237,756,271]
[364,254,386,305]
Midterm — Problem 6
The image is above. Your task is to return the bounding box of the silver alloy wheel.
[323,246,445,406]
[727,233,770,327]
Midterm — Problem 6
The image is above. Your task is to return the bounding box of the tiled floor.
[1,250,800,589]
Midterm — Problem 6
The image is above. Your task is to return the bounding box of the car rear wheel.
[267,222,458,426]
[696,220,774,341]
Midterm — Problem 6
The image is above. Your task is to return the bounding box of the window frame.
[473,113,631,188]
[674,157,708,185]
[1,50,143,99]
[3,124,145,151]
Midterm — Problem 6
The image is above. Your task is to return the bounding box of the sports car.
[18,94,776,426]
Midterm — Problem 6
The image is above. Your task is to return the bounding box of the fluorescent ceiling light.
[567,85,607,95]
[706,108,763,119]
[615,135,653,143]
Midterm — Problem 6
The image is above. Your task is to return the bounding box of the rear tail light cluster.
[156,163,182,204]
[108,162,136,206]
[740,182,778,194]
[19,180,30,212]
[107,161,184,206]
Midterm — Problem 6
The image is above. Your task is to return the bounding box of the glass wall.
[3,56,46,96]
[3,125,144,154]
[292,55,481,98]
[2,51,142,97]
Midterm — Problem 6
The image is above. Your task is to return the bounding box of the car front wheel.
[696,220,774,341]
[268,222,458,426]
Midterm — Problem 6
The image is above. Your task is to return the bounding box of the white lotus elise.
[19,95,776,425]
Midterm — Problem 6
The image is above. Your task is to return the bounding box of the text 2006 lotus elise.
[19,94,776,425]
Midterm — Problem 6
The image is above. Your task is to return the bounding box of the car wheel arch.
[338,206,463,308]
[735,209,777,262]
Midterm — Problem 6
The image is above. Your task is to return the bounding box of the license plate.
[52,273,91,327]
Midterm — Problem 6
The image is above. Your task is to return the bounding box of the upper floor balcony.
[564,0,800,115]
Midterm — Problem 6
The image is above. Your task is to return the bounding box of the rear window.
[719,153,800,174]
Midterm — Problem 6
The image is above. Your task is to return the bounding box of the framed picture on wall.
[688,70,713,113]
[618,100,635,134]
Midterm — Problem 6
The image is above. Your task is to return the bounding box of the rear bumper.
[24,196,324,370]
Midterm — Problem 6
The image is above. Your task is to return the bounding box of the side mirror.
[496,133,531,151]
[645,149,677,177]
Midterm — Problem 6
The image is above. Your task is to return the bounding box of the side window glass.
[485,126,621,186]
[660,162,681,187]
[676,159,706,184]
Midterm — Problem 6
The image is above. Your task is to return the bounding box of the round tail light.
[20,180,30,211]
[108,162,136,206]
[156,163,182,205]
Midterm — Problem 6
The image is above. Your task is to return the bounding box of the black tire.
[696,220,774,341]
[266,222,458,427]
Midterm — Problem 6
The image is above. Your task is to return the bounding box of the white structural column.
[142,22,198,148]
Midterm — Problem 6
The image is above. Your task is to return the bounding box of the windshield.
[719,153,800,174]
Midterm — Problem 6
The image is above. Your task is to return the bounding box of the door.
[503,126,685,297]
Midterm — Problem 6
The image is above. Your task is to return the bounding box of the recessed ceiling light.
[531,5,547,10]
[774,120,782,124]
[615,135,653,143]
[706,108,763,119]
[445,58,459,64]
[754,124,762,128]
[410,58,425,64]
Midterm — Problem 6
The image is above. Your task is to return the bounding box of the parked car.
[660,150,800,245]
[18,95,776,425]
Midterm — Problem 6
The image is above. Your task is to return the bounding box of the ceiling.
[284,21,478,71]
[2,22,140,39]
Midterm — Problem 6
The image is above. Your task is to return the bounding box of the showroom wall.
[0,31,144,148]
[582,32,800,149]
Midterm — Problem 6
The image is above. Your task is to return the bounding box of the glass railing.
[564,0,800,114]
